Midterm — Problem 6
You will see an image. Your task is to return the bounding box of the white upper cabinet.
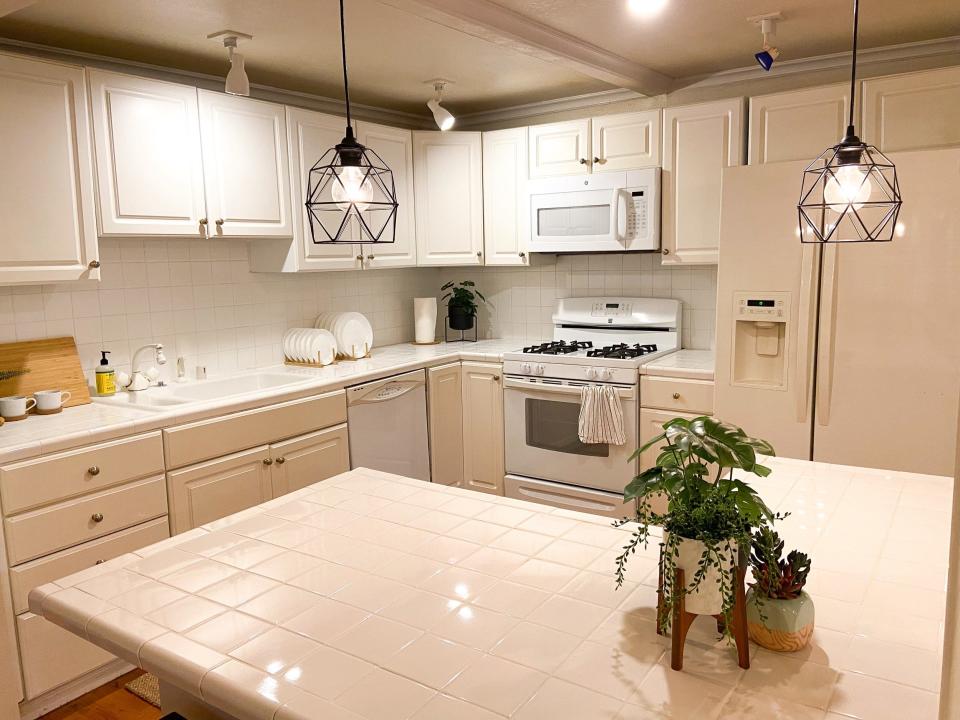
[356,121,417,268]
[198,90,293,238]
[0,53,99,284]
[591,110,661,170]
[749,84,849,164]
[413,131,484,266]
[529,119,591,177]
[482,127,529,266]
[662,98,744,265]
[88,71,207,237]
[861,66,960,152]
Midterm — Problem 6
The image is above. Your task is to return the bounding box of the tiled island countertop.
[29,460,949,720]
[639,350,715,381]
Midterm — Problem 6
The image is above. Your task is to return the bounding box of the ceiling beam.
[376,0,675,96]
[0,1,36,17]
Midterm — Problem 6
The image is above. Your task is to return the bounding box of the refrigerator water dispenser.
[731,291,790,389]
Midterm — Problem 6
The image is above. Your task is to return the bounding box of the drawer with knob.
[640,376,714,415]
[0,432,164,516]
[4,475,168,565]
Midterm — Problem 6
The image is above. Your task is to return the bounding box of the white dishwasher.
[346,369,431,481]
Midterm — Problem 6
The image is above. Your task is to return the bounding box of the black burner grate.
[522,340,593,355]
[586,343,659,359]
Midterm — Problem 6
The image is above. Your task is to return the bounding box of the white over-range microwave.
[528,168,661,254]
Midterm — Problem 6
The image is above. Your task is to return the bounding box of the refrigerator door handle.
[816,245,839,426]
[795,245,819,423]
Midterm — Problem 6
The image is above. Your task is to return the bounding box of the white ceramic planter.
[671,535,739,616]
[414,297,437,343]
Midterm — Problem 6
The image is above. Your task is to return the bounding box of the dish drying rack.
[283,342,371,368]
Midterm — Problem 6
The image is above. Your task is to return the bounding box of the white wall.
[439,253,716,349]
[0,238,438,382]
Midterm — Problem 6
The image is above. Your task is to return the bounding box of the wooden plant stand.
[656,545,751,671]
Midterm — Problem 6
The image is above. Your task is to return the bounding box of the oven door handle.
[503,376,636,400]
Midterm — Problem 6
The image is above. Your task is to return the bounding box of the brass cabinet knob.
[476,251,482,258]
[199,218,208,225]
[493,375,500,381]
[91,513,104,523]
[88,260,101,269]
[356,255,364,262]
[263,458,273,466]
[579,158,589,165]
[594,156,603,164]
[215,218,224,227]
[366,254,375,260]
[662,248,670,255]
[518,252,526,258]
[672,392,681,399]
[275,457,285,465]
[95,559,105,565]
[87,466,100,476]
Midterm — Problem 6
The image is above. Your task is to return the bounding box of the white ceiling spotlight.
[208,30,253,96]
[749,13,782,71]
[626,0,669,19]
[425,79,455,131]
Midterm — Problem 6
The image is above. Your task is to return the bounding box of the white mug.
[34,389,71,411]
[0,395,36,418]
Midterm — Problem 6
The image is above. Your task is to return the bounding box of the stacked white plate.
[282,328,338,365]
[315,311,374,359]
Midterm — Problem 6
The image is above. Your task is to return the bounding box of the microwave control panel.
[624,189,649,240]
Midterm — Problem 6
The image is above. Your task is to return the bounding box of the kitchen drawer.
[16,611,116,700]
[164,390,347,469]
[504,474,635,519]
[1,432,164,516]
[8,518,169,614]
[4,476,167,565]
[640,376,714,415]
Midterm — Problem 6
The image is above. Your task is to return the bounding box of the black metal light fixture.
[305,0,398,244]
[797,0,902,244]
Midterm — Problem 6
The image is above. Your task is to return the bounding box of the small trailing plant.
[613,416,784,637]
[0,369,28,382]
[749,526,811,601]
[441,280,487,317]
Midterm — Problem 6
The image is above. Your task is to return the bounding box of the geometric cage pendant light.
[305,0,398,244]
[797,0,902,244]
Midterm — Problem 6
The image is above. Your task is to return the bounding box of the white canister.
[414,297,438,344]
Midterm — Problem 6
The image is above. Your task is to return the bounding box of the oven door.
[503,376,638,493]
[529,187,630,253]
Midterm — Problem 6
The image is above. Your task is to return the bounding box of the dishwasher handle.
[347,369,426,406]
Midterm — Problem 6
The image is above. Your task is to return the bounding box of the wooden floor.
[39,671,161,720]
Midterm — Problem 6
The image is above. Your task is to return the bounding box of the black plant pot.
[449,307,475,331]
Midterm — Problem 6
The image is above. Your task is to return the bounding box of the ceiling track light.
[748,13,781,71]
[207,30,253,97]
[426,79,456,131]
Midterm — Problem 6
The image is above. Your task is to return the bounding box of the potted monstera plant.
[746,526,814,651]
[615,417,782,637]
[441,280,486,331]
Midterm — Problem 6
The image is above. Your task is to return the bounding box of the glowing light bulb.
[332,165,373,211]
[627,0,668,18]
[824,165,872,211]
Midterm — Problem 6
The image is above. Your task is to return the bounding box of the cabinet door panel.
[861,67,960,152]
[88,70,206,236]
[461,362,504,495]
[662,99,744,265]
[528,119,590,177]
[482,128,529,266]
[413,132,484,265]
[356,122,416,268]
[167,446,272,534]
[749,84,849,164]
[198,91,292,238]
[0,53,98,284]
[270,424,350,497]
[591,110,660,170]
[427,363,464,486]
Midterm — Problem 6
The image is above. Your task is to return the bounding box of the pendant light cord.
[847,0,859,131]
[339,0,352,129]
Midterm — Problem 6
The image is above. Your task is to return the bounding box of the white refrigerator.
[715,149,960,476]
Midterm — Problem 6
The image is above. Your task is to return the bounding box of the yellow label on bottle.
[96,371,116,396]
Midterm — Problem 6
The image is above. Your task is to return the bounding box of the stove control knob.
[520,362,532,374]
[585,367,596,379]
[601,368,614,380]
[535,364,545,376]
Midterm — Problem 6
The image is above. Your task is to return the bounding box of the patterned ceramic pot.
[671,535,739,616]
[746,589,815,651]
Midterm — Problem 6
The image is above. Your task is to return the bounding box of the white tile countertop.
[0,340,710,464]
[639,349,715,380]
[30,460,951,720]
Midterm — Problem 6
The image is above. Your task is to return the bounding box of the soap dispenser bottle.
[95,351,116,396]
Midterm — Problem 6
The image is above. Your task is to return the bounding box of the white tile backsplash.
[441,254,717,349]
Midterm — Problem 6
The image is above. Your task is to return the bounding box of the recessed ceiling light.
[627,0,669,18]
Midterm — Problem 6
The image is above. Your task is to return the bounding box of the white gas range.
[502,297,681,518]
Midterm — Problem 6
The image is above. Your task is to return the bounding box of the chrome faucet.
[125,343,167,392]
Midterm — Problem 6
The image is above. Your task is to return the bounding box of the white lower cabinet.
[461,362,505,495]
[270,424,350,496]
[427,363,465,487]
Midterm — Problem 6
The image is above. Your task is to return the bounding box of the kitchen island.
[29,460,950,720]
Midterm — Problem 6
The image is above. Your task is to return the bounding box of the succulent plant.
[749,526,811,600]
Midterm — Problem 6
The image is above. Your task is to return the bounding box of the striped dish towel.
[578,385,627,445]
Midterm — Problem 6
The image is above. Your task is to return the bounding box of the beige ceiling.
[0,0,957,119]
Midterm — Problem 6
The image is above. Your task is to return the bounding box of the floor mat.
[124,672,161,708]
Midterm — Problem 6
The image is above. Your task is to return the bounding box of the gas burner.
[586,343,659,359]
[522,340,593,355]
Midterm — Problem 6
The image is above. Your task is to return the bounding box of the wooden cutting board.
[0,337,91,408]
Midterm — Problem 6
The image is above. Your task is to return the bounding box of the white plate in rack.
[334,312,373,359]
